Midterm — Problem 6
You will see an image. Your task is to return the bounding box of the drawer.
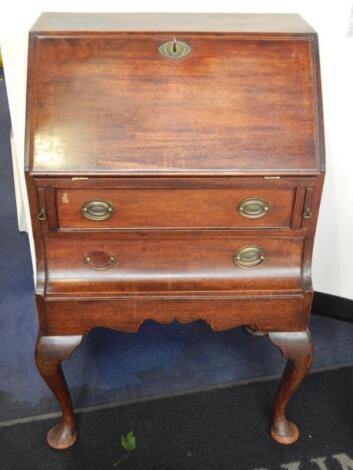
[56,188,295,230]
[45,237,303,295]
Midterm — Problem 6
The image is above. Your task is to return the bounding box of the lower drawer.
[45,237,303,295]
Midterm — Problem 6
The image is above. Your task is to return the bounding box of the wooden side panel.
[29,35,318,175]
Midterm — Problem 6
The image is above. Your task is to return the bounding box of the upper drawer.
[26,34,322,175]
[56,187,295,230]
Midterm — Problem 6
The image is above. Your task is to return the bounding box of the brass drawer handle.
[234,245,265,269]
[159,37,191,59]
[81,200,115,221]
[83,250,117,270]
[238,198,269,219]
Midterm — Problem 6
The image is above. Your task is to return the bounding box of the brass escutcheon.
[234,245,265,269]
[238,198,269,219]
[81,200,115,221]
[83,253,117,270]
[159,37,191,59]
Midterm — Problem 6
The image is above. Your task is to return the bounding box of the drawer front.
[56,188,295,230]
[45,237,303,295]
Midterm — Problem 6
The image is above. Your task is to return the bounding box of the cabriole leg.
[268,331,312,445]
[35,335,83,450]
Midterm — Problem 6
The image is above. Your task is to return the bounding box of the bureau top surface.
[26,13,324,176]
[31,13,315,34]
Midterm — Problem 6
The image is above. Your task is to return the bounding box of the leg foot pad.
[47,420,78,450]
[270,420,299,445]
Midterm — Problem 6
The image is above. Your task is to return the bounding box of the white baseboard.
[10,129,27,232]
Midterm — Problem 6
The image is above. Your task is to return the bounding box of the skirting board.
[312,292,353,323]
[10,128,27,232]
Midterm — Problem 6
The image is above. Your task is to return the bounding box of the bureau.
[25,13,325,450]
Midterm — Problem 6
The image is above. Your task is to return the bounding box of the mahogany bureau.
[25,13,325,449]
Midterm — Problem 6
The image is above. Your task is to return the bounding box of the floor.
[2,67,353,423]
[3,365,353,470]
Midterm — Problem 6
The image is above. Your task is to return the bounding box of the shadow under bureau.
[25,13,325,449]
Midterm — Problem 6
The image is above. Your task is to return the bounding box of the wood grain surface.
[28,35,319,175]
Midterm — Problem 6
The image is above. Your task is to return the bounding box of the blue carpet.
[1,67,353,422]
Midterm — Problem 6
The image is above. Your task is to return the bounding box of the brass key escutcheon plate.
[159,38,191,59]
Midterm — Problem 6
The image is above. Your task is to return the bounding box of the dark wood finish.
[56,187,295,230]
[40,295,309,336]
[28,35,319,176]
[45,237,303,295]
[35,335,83,449]
[25,13,325,449]
[269,331,313,444]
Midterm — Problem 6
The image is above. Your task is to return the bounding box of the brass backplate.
[81,199,115,221]
[238,198,269,219]
[234,245,265,269]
